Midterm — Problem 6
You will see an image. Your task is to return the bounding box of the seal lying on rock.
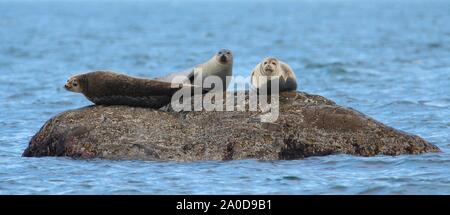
[64,71,190,108]
[156,49,233,92]
[251,57,297,92]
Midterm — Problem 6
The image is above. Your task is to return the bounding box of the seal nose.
[220,55,227,63]
[264,65,274,72]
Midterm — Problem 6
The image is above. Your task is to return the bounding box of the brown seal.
[64,70,188,108]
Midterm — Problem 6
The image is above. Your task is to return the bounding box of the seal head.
[260,57,281,76]
[215,49,233,65]
[64,75,86,93]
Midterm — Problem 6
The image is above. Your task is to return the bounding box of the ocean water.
[0,0,449,194]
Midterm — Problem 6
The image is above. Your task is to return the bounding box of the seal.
[156,49,233,92]
[64,70,189,108]
[250,57,297,92]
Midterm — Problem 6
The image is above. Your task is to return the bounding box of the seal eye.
[264,62,268,65]
[218,52,222,55]
[72,80,78,87]
[272,62,276,66]
[226,51,230,55]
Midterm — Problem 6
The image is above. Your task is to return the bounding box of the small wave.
[377,100,419,108]
[282,176,301,181]
[419,100,450,108]
[111,189,144,194]
[361,159,404,166]
[204,32,214,38]
[330,67,381,76]
[123,53,151,61]
[427,42,443,49]
[274,39,284,45]
[379,99,450,109]
[0,61,12,69]
[327,66,348,74]
[305,63,381,78]
[304,62,345,69]
[238,176,251,179]
[6,92,35,100]
[3,47,31,59]
[47,101,75,106]
[392,57,423,65]
[357,186,386,195]
[330,185,348,191]
[373,176,411,183]
[127,25,144,33]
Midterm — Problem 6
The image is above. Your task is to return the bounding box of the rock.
[22,91,440,161]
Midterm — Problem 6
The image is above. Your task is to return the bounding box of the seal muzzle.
[220,55,227,63]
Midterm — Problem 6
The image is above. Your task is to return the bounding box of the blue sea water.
[0,0,449,194]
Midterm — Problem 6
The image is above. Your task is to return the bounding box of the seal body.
[251,57,298,92]
[64,71,185,108]
[156,49,233,92]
